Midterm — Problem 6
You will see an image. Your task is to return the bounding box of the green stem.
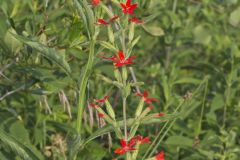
[141,100,184,160]
[196,79,208,136]
[123,97,130,160]
[76,40,95,134]
[223,57,234,128]
[123,97,128,140]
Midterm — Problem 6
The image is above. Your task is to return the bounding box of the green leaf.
[173,78,202,85]
[142,24,164,37]
[193,25,212,45]
[9,121,30,144]
[4,28,22,52]
[13,34,71,75]
[99,41,118,52]
[0,128,43,160]
[165,136,194,147]
[229,7,240,27]
[83,113,180,146]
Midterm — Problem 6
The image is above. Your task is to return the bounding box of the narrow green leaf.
[165,136,194,147]
[13,34,71,75]
[99,41,118,52]
[142,24,164,37]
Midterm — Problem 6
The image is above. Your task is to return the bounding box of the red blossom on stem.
[91,0,100,7]
[139,137,151,144]
[100,50,136,67]
[155,151,165,160]
[129,135,151,145]
[120,0,138,15]
[136,90,158,104]
[96,15,119,25]
[96,19,109,25]
[129,17,144,24]
[94,95,109,103]
[114,139,136,154]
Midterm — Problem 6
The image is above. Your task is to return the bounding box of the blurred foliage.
[0,0,240,159]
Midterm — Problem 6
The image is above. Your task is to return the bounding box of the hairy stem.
[76,40,95,134]
[123,97,128,140]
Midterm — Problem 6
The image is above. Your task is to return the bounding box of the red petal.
[135,92,143,97]
[109,15,119,22]
[95,95,108,103]
[124,56,136,65]
[126,0,131,6]
[120,3,127,10]
[143,90,148,98]
[148,106,154,110]
[91,0,100,7]
[97,19,109,25]
[103,95,109,101]
[127,55,137,61]
[130,3,138,9]
[118,50,125,61]
[129,4,137,14]
[114,148,127,154]
[145,98,158,104]
[156,113,165,117]
[155,151,164,160]
[90,103,98,108]
[128,136,141,147]
[126,147,136,151]
[140,137,151,144]
[120,139,127,147]
[129,17,144,24]
[97,113,105,118]
[100,54,118,62]
[114,63,124,67]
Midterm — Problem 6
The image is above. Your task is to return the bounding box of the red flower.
[96,15,119,25]
[96,19,109,25]
[100,50,136,67]
[129,135,151,145]
[120,0,138,15]
[139,137,151,144]
[114,139,136,154]
[129,17,144,24]
[91,0,100,7]
[155,151,165,160]
[98,113,105,118]
[136,90,158,104]
[94,95,109,103]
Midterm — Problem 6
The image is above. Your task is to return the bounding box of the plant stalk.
[76,39,95,134]
[123,97,128,140]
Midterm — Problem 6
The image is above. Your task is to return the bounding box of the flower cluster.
[91,0,100,7]
[100,50,136,67]
[89,0,166,159]
[94,0,143,25]
[114,135,150,154]
[136,90,158,104]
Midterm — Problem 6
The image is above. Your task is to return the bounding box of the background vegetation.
[0,0,240,159]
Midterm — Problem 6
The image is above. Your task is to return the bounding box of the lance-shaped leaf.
[82,113,181,146]
[12,34,71,75]
[105,100,116,119]
[0,128,43,160]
